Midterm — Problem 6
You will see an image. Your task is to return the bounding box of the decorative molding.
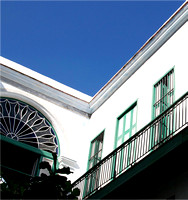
[0,64,91,117]
[0,97,59,153]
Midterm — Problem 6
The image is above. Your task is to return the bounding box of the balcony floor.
[90,126,188,199]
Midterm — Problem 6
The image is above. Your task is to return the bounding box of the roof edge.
[89,1,188,113]
[0,56,92,103]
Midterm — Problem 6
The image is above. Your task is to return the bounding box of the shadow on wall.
[0,81,7,92]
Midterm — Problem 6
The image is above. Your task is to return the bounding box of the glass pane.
[117,138,122,147]
[125,111,131,131]
[89,132,104,168]
[170,73,173,91]
[168,73,171,92]
[155,105,160,117]
[90,142,96,157]
[124,132,129,142]
[99,141,103,151]
[98,150,102,160]
[156,84,160,102]
[89,160,94,169]
[118,117,124,137]
[95,140,99,153]
[154,69,174,117]
[132,107,137,125]
[131,127,136,136]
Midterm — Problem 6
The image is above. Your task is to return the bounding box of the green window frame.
[0,97,59,154]
[0,97,59,181]
[151,68,175,146]
[84,131,104,197]
[153,68,174,118]
[112,102,137,176]
[87,131,104,170]
[115,102,137,149]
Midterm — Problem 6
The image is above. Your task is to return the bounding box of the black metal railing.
[73,92,188,199]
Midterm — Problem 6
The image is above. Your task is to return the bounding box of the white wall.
[0,16,187,183]
[0,80,90,181]
[88,21,188,161]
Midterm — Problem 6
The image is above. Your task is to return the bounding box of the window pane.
[88,132,104,169]
[90,142,96,157]
[156,83,160,102]
[117,138,122,147]
[118,117,124,137]
[125,111,131,131]
[124,132,129,142]
[154,69,174,117]
[89,161,94,169]
[116,103,137,148]
[132,107,137,125]
[132,127,136,136]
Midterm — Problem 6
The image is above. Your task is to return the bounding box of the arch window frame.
[0,97,59,155]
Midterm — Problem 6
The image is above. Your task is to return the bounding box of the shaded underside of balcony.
[90,126,188,199]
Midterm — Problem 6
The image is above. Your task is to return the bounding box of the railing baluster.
[186,98,187,124]
[72,93,188,200]
[178,103,180,130]
[138,133,141,159]
[182,99,184,126]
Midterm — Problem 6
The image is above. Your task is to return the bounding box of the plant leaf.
[39,161,51,172]
[71,188,80,197]
[56,167,73,175]
[53,175,67,184]
[41,173,48,178]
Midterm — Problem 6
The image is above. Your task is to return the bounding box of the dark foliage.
[1,153,80,199]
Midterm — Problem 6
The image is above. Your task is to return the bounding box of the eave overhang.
[0,59,91,117]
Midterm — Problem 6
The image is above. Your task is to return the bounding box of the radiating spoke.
[0,98,58,154]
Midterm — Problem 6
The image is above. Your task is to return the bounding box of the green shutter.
[114,102,137,174]
[84,131,104,197]
[151,68,174,147]
[115,102,137,149]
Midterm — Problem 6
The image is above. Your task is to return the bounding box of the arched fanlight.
[0,98,58,154]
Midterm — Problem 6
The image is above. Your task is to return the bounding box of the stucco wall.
[0,14,187,183]
[88,21,188,162]
[0,79,90,181]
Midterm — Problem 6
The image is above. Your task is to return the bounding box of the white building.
[1,1,188,199]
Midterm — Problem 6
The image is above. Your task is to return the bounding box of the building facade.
[1,2,188,199]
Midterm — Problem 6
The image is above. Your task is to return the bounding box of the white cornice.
[0,62,91,117]
[0,57,92,102]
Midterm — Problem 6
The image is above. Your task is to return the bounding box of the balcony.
[73,92,188,199]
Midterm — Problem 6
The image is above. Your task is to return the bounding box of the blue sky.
[1,1,184,96]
